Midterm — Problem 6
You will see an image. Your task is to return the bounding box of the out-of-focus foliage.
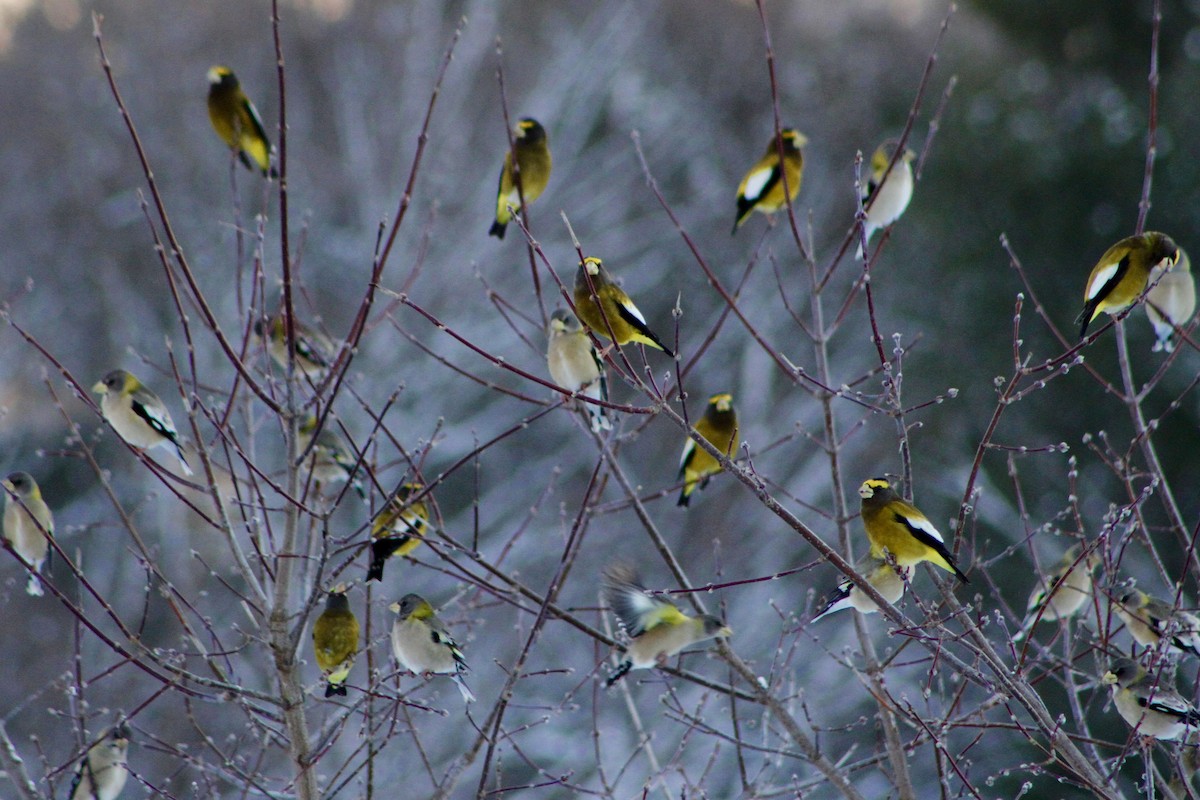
[0,0,1198,798]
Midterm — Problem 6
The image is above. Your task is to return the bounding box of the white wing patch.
[1086,263,1119,301]
[742,167,772,202]
[136,399,178,439]
[678,438,696,470]
[906,512,945,544]
[620,297,648,326]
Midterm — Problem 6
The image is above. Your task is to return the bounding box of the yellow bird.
[546,308,612,433]
[602,563,731,686]
[68,721,131,800]
[366,484,430,582]
[1114,588,1200,659]
[677,393,738,507]
[207,66,274,176]
[1103,658,1200,741]
[858,140,915,257]
[93,369,192,476]
[1145,247,1195,352]
[732,128,806,234]
[858,478,968,584]
[1012,543,1099,642]
[390,593,475,703]
[2,472,53,597]
[297,416,365,499]
[254,315,336,377]
[810,553,909,622]
[312,585,360,697]
[1077,231,1180,338]
[574,257,674,356]
[488,117,552,239]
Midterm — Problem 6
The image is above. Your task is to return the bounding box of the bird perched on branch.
[68,721,131,800]
[677,393,738,507]
[858,478,968,584]
[312,585,360,697]
[574,257,674,357]
[297,416,365,499]
[1114,588,1200,659]
[1145,247,1195,352]
[546,308,612,433]
[390,593,475,703]
[1103,658,1200,741]
[1012,543,1099,643]
[93,369,192,476]
[602,563,731,686]
[857,140,915,257]
[488,117,552,239]
[811,553,909,622]
[366,484,430,582]
[732,128,806,234]
[2,472,53,597]
[1077,231,1180,339]
[207,65,275,176]
[254,315,336,378]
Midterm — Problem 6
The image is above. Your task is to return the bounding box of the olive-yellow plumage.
[858,140,915,257]
[1012,543,1098,642]
[390,593,475,703]
[2,472,53,597]
[811,553,909,622]
[1115,588,1200,659]
[1145,247,1195,352]
[93,369,192,476]
[366,484,429,582]
[207,66,274,176]
[1103,658,1200,741]
[1077,231,1180,339]
[677,393,738,507]
[858,478,968,584]
[254,316,335,377]
[297,416,365,499]
[602,563,731,686]
[312,586,360,697]
[489,118,552,239]
[732,128,806,234]
[574,257,673,356]
[546,308,612,432]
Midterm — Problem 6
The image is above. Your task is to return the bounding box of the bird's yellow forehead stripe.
[859,478,890,497]
[709,393,733,409]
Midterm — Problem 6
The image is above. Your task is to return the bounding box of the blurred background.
[1,0,1198,797]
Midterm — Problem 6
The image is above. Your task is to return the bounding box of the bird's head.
[517,118,546,142]
[700,615,733,639]
[93,369,137,396]
[708,393,734,413]
[394,593,433,620]
[1147,232,1181,271]
[582,257,603,277]
[1117,588,1145,609]
[549,308,578,335]
[858,478,893,502]
[2,471,35,498]
[779,129,808,152]
[1103,658,1143,688]
[207,65,237,88]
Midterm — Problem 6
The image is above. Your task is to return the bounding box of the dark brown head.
[517,118,547,144]
[858,478,898,510]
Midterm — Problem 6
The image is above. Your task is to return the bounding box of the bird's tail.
[453,674,476,703]
[489,220,507,239]
[173,444,194,477]
[25,574,44,597]
[604,659,633,688]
